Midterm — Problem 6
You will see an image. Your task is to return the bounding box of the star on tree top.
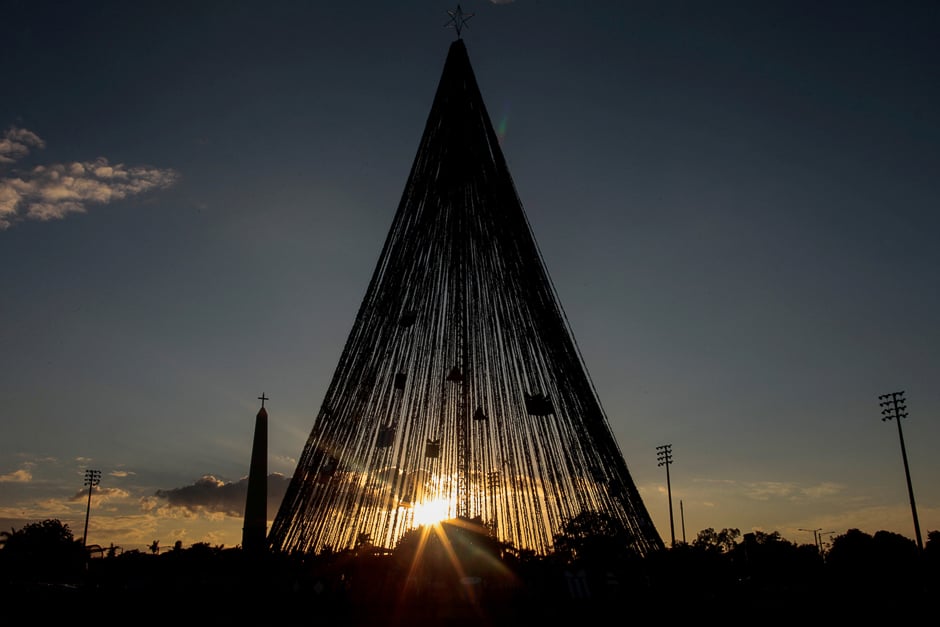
[445,4,475,38]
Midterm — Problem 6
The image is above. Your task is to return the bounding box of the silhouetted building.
[268,35,664,557]
[242,395,268,554]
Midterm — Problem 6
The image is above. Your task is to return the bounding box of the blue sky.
[1,1,938,553]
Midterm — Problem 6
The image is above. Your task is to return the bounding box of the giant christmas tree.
[268,34,664,558]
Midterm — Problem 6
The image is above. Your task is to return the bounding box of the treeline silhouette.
[2,514,936,625]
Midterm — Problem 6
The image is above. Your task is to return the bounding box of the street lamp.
[82,469,101,548]
[879,390,923,550]
[656,444,675,547]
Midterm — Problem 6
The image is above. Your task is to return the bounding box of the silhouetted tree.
[924,530,940,589]
[827,529,922,595]
[551,510,637,566]
[736,530,823,589]
[0,519,86,584]
[644,528,741,604]
[692,527,741,553]
[393,525,427,563]
[925,529,940,561]
[824,528,929,617]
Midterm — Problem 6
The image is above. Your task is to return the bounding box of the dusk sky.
[2,1,938,554]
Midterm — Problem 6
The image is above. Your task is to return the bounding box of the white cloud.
[0,126,179,230]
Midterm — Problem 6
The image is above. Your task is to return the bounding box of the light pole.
[798,527,822,554]
[879,390,923,550]
[656,444,675,547]
[680,499,686,544]
[82,469,101,548]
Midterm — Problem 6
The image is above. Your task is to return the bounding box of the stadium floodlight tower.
[878,390,923,550]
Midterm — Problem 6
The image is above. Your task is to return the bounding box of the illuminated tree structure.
[268,37,664,558]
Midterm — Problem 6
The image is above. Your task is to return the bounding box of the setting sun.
[412,498,453,527]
